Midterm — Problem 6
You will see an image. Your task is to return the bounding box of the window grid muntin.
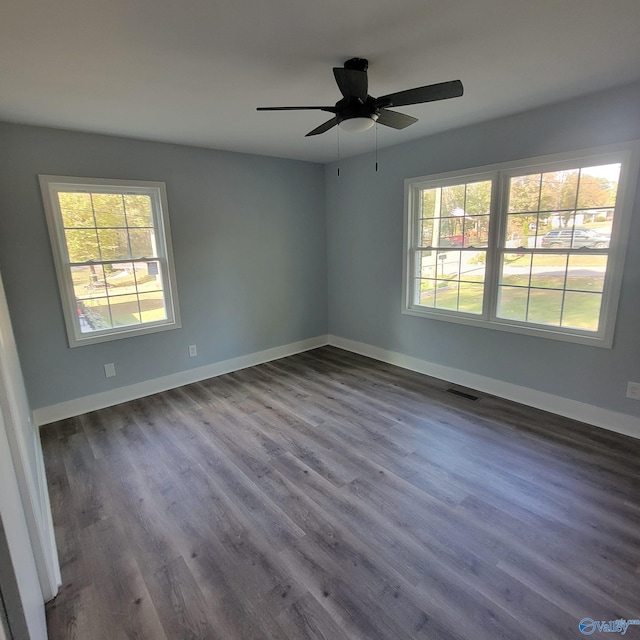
[495,250,609,326]
[57,188,165,333]
[41,176,180,346]
[410,174,495,319]
[404,144,638,346]
[494,160,618,333]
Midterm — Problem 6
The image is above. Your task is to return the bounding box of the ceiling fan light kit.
[338,115,377,132]
[257,58,463,137]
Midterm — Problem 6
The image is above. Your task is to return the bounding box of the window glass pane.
[463,181,492,216]
[497,286,529,321]
[124,195,153,227]
[561,292,602,331]
[417,278,437,307]
[532,225,549,248]
[108,293,141,327]
[138,262,163,291]
[92,193,126,227]
[566,255,607,292]
[433,281,484,313]
[550,214,577,236]
[500,253,531,286]
[508,174,541,213]
[71,265,92,299]
[64,229,99,262]
[463,215,489,247]
[420,219,435,247]
[441,184,465,215]
[73,265,110,299]
[435,250,487,282]
[436,218,464,248]
[539,219,572,249]
[435,250,458,278]
[58,192,94,228]
[129,228,155,258]
[97,229,130,260]
[420,189,438,219]
[576,164,620,210]
[457,283,484,314]
[504,213,538,248]
[539,169,579,212]
[529,253,567,289]
[138,292,168,323]
[459,251,486,283]
[574,211,613,236]
[527,289,563,326]
[434,281,459,310]
[418,251,436,278]
[106,263,137,291]
[78,297,112,332]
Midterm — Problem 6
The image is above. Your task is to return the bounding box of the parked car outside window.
[540,228,610,249]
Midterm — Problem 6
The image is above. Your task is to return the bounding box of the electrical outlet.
[104,363,116,378]
[627,381,640,400]
[188,344,197,358]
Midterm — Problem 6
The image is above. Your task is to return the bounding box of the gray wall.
[0,123,327,410]
[2,81,640,419]
[326,81,640,418]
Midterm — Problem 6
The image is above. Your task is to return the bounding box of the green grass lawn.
[73,266,167,331]
[417,234,608,330]
[81,294,167,329]
[503,253,607,269]
[497,286,600,330]
[500,274,604,291]
[420,279,601,330]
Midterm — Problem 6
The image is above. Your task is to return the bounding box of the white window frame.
[39,175,181,347]
[403,142,640,348]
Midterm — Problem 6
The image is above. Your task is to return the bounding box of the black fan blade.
[305,117,338,137]
[257,106,336,112]
[333,68,368,102]
[377,80,463,108]
[376,108,418,130]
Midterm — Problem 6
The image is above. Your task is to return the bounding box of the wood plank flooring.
[41,346,640,640]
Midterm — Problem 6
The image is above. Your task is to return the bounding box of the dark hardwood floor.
[41,346,640,640]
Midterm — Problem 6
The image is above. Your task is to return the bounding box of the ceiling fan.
[257,58,463,137]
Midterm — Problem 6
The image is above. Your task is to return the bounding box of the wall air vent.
[446,388,480,401]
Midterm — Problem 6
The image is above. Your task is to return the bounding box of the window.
[40,176,180,347]
[403,143,640,346]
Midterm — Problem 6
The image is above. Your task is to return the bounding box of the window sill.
[402,306,612,348]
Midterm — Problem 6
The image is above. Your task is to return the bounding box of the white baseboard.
[34,332,639,441]
[34,335,329,427]
[328,334,640,441]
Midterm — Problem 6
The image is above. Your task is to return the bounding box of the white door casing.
[0,269,61,638]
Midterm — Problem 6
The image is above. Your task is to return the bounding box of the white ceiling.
[2,0,640,163]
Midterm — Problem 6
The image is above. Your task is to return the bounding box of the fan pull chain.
[337,126,340,177]
[375,123,378,172]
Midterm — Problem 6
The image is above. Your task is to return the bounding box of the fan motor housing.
[343,57,369,72]
[335,96,378,125]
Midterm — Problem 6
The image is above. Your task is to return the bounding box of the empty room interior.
[1,1,640,639]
